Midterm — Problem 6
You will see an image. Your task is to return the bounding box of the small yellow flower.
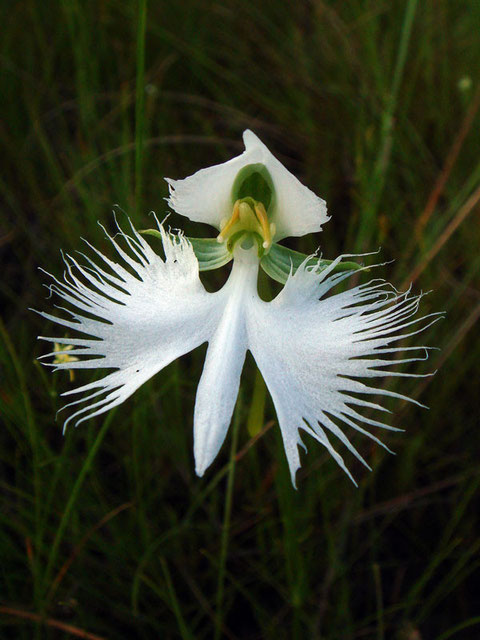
[53,343,78,382]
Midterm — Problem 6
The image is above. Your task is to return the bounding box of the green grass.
[1,0,479,638]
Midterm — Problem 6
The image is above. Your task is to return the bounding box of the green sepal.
[260,242,363,285]
[187,237,232,271]
[140,229,232,271]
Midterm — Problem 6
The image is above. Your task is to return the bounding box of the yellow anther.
[254,201,272,249]
[217,200,240,243]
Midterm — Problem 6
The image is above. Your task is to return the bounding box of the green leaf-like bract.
[187,237,232,271]
[260,242,363,284]
[141,229,362,279]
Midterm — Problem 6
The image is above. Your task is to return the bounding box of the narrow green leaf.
[134,0,148,216]
[260,242,362,284]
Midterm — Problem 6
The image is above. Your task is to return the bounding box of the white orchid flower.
[36,130,441,486]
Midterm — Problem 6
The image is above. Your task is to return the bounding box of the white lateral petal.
[246,260,441,486]
[36,219,222,429]
[193,246,259,476]
[166,130,329,240]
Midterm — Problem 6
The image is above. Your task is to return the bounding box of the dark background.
[1,1,479,638]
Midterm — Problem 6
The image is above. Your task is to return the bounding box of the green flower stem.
[246,368,267,438]
[275,428,305,640]
[214,393,242,640]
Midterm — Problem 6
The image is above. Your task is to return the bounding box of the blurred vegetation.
[1,0,479,638]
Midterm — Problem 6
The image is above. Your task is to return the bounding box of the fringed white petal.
[166,130,329,241]
[36,214,442,486]
[246,258,443,487]
[193,247,259,476]
[35,218,222,430]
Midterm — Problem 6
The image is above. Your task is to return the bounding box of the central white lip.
[193,245,260,476]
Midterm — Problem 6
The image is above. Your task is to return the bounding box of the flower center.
[217,197,276,253]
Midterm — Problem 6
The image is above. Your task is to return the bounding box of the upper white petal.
[166,130,329,241]
[193,246,259,476]
[36,218,222,429]
[245,259,442,486]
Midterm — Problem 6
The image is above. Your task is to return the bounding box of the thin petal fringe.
[247,256,444,486]
[33,216,218,430]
